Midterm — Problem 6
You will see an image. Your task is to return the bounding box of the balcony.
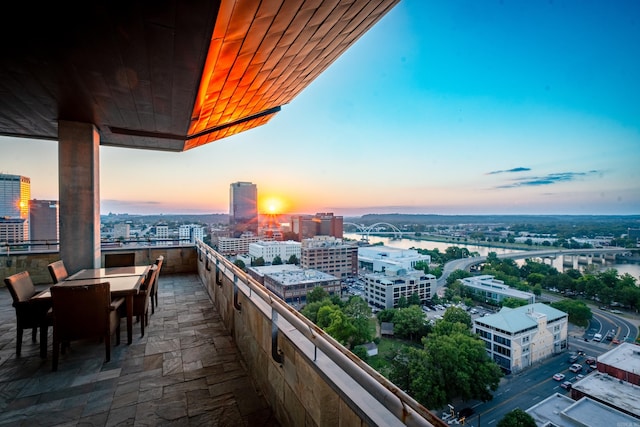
[0,242,445,426]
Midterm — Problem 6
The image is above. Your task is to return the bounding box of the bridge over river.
[436,247,632,291]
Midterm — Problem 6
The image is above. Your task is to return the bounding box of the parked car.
[569,363,582,373]
[561,381,572,389]
[585,356,596,365]
[553,373,565,381]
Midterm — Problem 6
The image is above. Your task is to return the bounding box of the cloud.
[495,170,600,189]
[486,167,531,175]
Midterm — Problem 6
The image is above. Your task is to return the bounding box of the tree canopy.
[389,309,503,408]
[497,408,536,427]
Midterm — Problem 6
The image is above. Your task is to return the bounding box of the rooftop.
[526,392,638,427]
[0,273,279,426]
[571,371,640,418]
[474,303,567,333]
[597,341,640,375]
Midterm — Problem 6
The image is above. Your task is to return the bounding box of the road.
[439,333,629,426]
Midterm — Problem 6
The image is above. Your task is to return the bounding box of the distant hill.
[345,213,640,228]
[101,213,229,224]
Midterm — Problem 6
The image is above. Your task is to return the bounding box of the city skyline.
[1,1,639,216]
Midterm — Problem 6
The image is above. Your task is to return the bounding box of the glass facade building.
[229,182,258,238]
[0,174,31,242]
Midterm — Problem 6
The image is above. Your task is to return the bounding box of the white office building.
[358,245,430,273]
[249,240,301,264]
[362,267,435,309]
[473,303,568,373]
[461,275,535,305]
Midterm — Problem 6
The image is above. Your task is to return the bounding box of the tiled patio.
[0,273,280,426]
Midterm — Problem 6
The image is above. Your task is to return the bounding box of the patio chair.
[104,252,135,268]
[150,255,164,314]
[51,282,123,371]
[4,271,53,358]
[119,264,158,337]
[47,260,69,284]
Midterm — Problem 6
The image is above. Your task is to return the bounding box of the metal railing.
[196,239,446,427]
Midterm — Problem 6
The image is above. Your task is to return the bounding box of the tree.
[272,255,283,265]
[407,292,422,307]
[442,306,472,329]
[393,305,429,341]
[307,286,330,304]
[301,299,336,323]
[393,324,503,408]
[397,295,408,308]
[446,269,472,286]
[233,259,245,270]
[501,297,528,308]
[287,254,299,265]
[252,256,265,267]
[352,345,369,362]
[377,308,396,323]
[325,309,357,346]
[497,408,536,427]
[343,296,373,346]
[550,299,592,327]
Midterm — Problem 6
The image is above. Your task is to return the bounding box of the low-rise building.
[362,267,435,309]
[357,245,430,272]
[473,303,568,373]
[217,233,262,255]
[461,275,535,305]
[260,266,341,305]
[248,240,301,264]
[246,264,301,285]
[526,392,638,427]
[568,343,640,419]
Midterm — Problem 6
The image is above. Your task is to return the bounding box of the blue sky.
[1,0,639,216]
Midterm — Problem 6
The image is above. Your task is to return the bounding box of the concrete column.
[58,121,101,273]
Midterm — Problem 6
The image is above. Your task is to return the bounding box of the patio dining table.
[35,266,150,345]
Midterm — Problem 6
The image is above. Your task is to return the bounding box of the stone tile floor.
[0,273,280,426]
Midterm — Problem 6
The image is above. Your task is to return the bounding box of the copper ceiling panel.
[0,0,399,152]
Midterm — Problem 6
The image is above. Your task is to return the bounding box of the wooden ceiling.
[0,0,399,152]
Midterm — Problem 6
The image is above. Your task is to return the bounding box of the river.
[344,233,640,280]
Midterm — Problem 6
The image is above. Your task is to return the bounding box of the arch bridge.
[343,222,404,241]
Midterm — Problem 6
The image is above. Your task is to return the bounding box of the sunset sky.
[1,0,639,216]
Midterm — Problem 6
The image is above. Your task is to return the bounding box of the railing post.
[271,309,284,365]
[216,261,222,287]
[233,276,242,311]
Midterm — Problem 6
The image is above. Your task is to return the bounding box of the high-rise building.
[229,182,258,238]
[29,199,59,245]
[0,174,31,241]
[290,212,343,241]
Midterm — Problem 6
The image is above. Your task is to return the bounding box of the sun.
[260,196,287,215]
